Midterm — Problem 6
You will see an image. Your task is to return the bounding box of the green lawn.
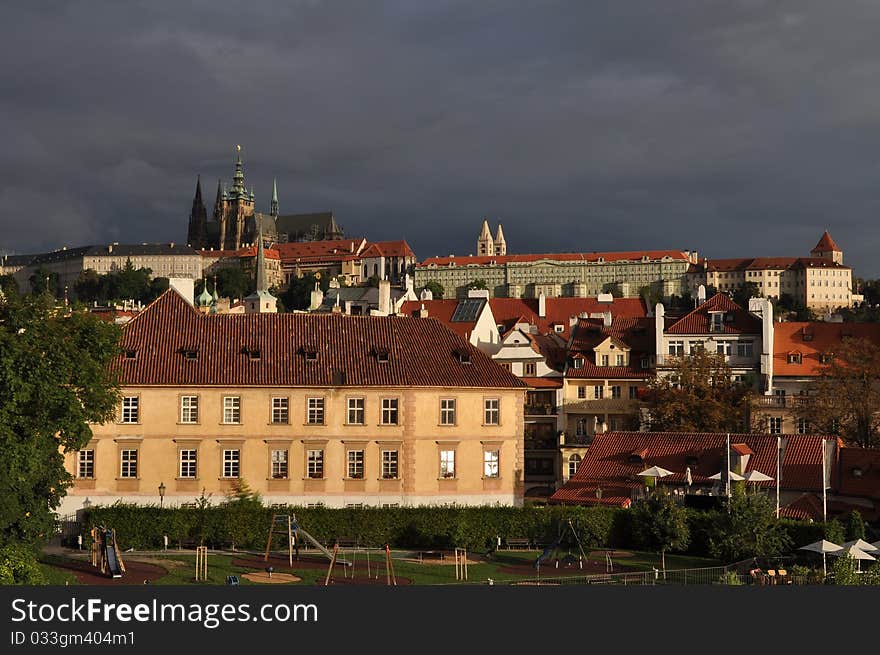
[38,555,79,585]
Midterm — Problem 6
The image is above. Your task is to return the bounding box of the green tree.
[0,293,121,551]
[732,281,761,308]
[644,350,752,432]
[794,337,880,448]
[73,269,107,303]
[469,279,488,290]
[629,495,690,574]
[422,280,444,299]
[29,266,59,296]
[638,284,663,309]
[831,553,861,585]
[107,259,152,302]
[845,511,865,541]
[216,266,253,300]
[0,275,18,297]
[224,479,263,551]
[279,273,328,311]
[707,492,792,562]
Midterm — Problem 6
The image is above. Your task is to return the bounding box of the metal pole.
[821,438,827,522]
[776,436,781,519]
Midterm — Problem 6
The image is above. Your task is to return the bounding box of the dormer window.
[247,349,261,361]
[819,352,834,364]
[554,324,564,333]
[124,350,137,360]
[710,312,724,332]
[572,357,584,369]
[454,347,472,364]
[301,347,318,362]
[181,348,198,361]
[852,467,863,478]
[374,347,390,363]
[788,352,802,364]
[802,331,814,342]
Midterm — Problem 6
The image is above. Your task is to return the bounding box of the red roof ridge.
[812,231,841,253]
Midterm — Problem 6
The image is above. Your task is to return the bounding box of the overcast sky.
[4,1,880,275]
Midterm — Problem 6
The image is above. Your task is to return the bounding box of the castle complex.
[186,146,343,251]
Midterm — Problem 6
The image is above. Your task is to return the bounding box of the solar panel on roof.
[451,299,485,322]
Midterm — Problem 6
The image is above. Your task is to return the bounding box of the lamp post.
[158,482,166,508]
[82,497,92,510]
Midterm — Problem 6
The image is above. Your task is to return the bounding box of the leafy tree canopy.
[422,280,444,299]
[707,491,792,562]
[0,293,121,548]
[644,350,752,432]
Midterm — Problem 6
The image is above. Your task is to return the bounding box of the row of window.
[120,396,502,427]
[77,447,502,481]
[668,340,754,357]
[576,385,641,400]
[766,417,813,435]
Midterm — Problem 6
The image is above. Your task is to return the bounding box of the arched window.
[568,454,582,478]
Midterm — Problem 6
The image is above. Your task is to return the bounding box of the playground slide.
[534,539,560,569]
[294,524,350,565]
[103,530,124,578]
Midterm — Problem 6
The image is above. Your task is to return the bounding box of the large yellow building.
[61,289,526,513]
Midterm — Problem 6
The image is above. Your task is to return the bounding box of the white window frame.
[307,449,324,479]
[77,449,94,479]
[768,417,782,435]
[347,449,365,479]
[307,397,325,425]
[381,450,398,479]
[223,449,241,478]
[271,397,289,424]
[347,397,365,425]
[179,449,197,479]
[483,450,500,478]
[440,450,456,479]
[381,398,399,425]
[121,396,139,423]
[120,449,138,478]
[568,454,582,478]
[223,396,241,424]
[484,398,500,425]
[440,398,456,425]
[180,395,199,424]
[271,449,289,479]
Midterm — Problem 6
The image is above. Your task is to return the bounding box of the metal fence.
[502,566,731,586]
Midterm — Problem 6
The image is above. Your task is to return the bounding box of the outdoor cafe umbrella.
[799,539,843,576]
[743,470,774,483]
[638,466,674,493]
[841,539,879,553]
[708,470,745,481]
[830,545,876,572]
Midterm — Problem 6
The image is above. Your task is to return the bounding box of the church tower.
[811,230,843,265]
[187,176,208,249]
[477,219,494,256]
[244,222,277,314]
[270,178,279,218]
[494,223,507,256]
[213,146,256,251]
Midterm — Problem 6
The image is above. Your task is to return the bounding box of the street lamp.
[82,497,92,510]
[158,482,166,508]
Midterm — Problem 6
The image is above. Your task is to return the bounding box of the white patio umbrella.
[872,540,880,551]
[841,539,879,553]
[830,545,876,572]
[708,470,745,481]
[743,470,774,483]
[638,466,674,494]
[799,539,843,576]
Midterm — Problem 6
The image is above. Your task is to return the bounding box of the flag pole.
[725,433,731,499]
[776,436,781,519]
[821,438,827,523]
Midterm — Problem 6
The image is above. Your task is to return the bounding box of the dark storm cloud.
[4,1,880,274]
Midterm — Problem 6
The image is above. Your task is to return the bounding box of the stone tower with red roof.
[810,231,843,265]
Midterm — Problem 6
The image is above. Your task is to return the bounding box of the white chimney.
[168,278,195,306]
[420,288,433,301]
[697,285,706,304]
[419,303,429,319]
[603,310,612,327]
[309,283,324,311]
[538,291,546,318]
[378,279,391,316]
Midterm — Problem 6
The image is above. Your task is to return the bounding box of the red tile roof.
[360,240,416,259]
[837,448,880,500]
[398,299,478,340]
[812,231,841,253]
[520,376,563,389]
[779,493,825,521]
[772,321,880,377]
[275,238,366,264]
[549,431,838,506]
[488,297,646,339]
[418,250,691,267]
[665,293,761,335]
[200,247,280,260]
[116,290,526,389]
[566,317,654,380]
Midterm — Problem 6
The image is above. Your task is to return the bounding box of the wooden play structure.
[263,514,347,566]
[454,548,469,581]
[195,546,208,581]
[90,526,125,579]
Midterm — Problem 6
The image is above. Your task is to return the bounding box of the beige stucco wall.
[62,385,525,513]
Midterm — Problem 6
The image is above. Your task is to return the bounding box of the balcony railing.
[565,398,639,413]
[753,396,815,408]
[656,354,758,368]
[525,404,557,416]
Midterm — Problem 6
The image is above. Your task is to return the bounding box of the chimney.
[108,244,113,254]
[419,303,429,318]
[538,291,546,318]
[308,283,324,311]
[603,310,612,327]
[378,279,391,315]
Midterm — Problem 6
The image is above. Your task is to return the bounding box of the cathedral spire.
[270,178,279,217]
[187,175,208,249]
[244,220,277,313]
[231,145,245,197]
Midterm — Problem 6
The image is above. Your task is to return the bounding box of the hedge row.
[76,503,831,557]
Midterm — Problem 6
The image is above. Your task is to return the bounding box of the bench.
[505,538,531,550]
[418,550,445,562]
